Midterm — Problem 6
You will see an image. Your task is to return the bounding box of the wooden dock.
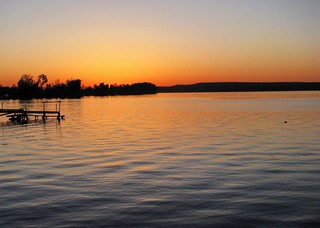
[0,101,64,123]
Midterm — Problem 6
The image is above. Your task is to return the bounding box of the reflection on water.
[1,92,320,227]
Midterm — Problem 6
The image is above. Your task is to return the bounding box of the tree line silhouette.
[0,74,157,99]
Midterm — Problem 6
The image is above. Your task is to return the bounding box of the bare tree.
[37,74,48,89]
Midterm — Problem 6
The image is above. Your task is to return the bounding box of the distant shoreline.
[1,81,320,100]
[157,82,320,93]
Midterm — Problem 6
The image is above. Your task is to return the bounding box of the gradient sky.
[0,0,319,86]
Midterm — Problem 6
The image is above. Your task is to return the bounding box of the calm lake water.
[1,91,320,227]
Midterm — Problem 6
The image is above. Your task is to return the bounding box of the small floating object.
[284,121,287,123]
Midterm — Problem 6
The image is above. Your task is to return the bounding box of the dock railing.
[0,100,64,123]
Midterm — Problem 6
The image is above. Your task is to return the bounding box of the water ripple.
[1,92,320,227]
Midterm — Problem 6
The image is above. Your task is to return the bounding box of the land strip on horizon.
[157,82,320,93]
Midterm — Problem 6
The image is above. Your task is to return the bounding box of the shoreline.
[157,82,320,93]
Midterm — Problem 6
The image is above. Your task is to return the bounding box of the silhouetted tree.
[17,74,36,98]
[36,74,48,89]
[2,75,158,99]
[66,79,82,98]
[18,74,34,89]
[0,85,11,99]
[45,80,67,98]
[82,82,157,96]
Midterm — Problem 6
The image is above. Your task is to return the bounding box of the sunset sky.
[0,0,319,87]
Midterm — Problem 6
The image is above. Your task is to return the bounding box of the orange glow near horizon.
[0,1,319,87]
[2,47,318,87]
[2,37,319,87]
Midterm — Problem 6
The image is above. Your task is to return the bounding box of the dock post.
[57,101,61,121]
[42,102,46,121]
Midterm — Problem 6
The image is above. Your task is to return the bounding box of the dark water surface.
[1,92,320,227]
